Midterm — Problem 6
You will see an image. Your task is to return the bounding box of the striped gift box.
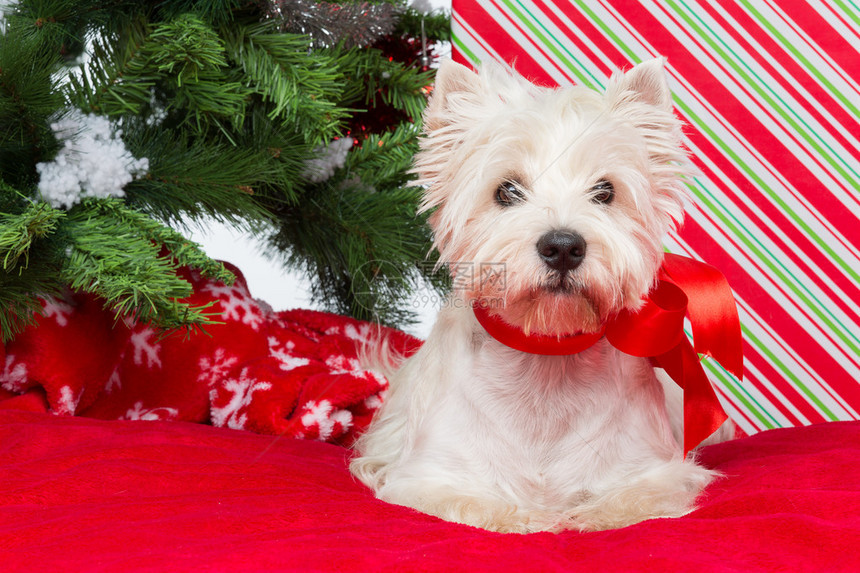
[451,0,859,435]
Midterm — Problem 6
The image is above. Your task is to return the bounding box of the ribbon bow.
[472,253,743,455]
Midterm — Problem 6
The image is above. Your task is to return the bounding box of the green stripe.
[676,96,860,290]
[496,0,597,88]
[832,0,860,28]
[740,324,840,420]
[512,0,606,88]
[703,359,780,430]
[571,0,639,62]
[452,34,480,67]
[738,0,860,118]
[687,170,860,356]
[669,0,860,191]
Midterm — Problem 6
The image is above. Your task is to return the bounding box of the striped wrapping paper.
[451,0,859,435]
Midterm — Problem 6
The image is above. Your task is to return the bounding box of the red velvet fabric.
[0,410,857,571]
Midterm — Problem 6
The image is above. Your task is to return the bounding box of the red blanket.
[0,264,419,445]
[1,265,858,570]
[0,410,857,571]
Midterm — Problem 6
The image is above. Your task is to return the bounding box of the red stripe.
[457,0,573,85]
[601,0,859,245]
[740,297,851,420]
[483,0,579,86]
[714,0,860,168]
[453,0,554,85]
[815,1,860,43]
[680,216,859,411]
[686,132,860,327]
[741,345,825,426]
[770,2,860,95]
[715,385,765,434]
[698,1,860,168]
[527,0,615,82]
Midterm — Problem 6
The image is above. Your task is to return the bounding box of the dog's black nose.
[537,230,586,272]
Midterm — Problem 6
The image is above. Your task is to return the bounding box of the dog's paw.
[565,461,717,531]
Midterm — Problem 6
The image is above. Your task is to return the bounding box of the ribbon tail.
[655,339,728,456]
[661,253,744,379]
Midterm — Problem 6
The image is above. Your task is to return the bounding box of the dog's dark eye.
[495,181,526,207]
[590,179,615,205]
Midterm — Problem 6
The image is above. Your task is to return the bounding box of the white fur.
[351,59,727,533]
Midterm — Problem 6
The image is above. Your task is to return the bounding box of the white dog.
[351,58,727,533]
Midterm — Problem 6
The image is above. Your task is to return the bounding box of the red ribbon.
[472,253,743,455]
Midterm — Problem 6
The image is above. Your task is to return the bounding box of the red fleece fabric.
[0,411,857,571]
[0,263,419,445]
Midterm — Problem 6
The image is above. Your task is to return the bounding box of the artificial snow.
[35,110,149,209]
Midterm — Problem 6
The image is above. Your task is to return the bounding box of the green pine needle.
[0,199,63,271]
[61,198,232,331]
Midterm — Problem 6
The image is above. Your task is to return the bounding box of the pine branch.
[0,199,63,270]
[69,13,250,136]
[0,27,64,187]
[0,269,62,343]
[121,121,289,227]
[60,198,232,331]
[149,14,250,134]
[338,47,432,121]
[340,123,421,189]
[154,0,244,25]
[66,17,156,116]
[270,182,441,326]
[221,20,347,146]
[0,192,67,342]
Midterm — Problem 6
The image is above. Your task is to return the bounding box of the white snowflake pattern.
[267,336,311,372]
[129,327,162,369]
[300,399,353,441]
[122,402,179,421]
[40,296,74,327]
[0,354,28,392]
[364,389,387,411]
[104,355,124,393]
[325,322,375,345]
[202,283,265,331]
[197,348,239,388]
[325,353,363,374]
[210,368,272,430]
[55,385,82,415]
[324,352,388,389]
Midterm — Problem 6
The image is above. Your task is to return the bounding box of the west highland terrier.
[350,58,730,533]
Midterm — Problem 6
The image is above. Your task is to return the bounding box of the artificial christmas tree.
[0,0,450,342]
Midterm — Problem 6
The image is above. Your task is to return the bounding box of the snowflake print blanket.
[0,263,420,444]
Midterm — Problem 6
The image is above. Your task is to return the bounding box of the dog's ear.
[613,58,673,112]
[424,59,484,131]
